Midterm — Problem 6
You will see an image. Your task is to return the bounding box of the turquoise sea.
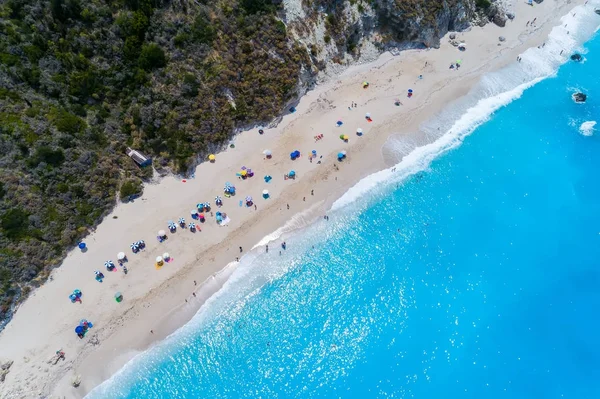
[88,5,600,399]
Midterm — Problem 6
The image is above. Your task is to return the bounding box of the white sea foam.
[580,121,597,136]
[333,1,600,211]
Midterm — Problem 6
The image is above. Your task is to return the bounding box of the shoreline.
[0,1,593,397]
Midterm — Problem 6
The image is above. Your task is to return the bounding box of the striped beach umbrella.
[197,203,204,209]
[189,222,195,230]
[130,243,139,251]
[168,221,176,230]
[94,270,101,275]
[104,261,113,268]
[178,217,185,225]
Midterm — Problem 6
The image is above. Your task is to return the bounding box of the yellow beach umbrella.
[208,154,216,161]
[240,170,247,176]
[342,135,349,141]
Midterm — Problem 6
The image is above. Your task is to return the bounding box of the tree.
[138,43,166,70]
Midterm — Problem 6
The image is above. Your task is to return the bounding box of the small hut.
[126,147,152,167]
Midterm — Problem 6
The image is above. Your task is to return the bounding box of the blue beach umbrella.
[289,170,296,177]
[408,89,413,93]
[78,242,86,250]
[69,294,77,302]
[75,326,84,335]
[338,152,345,159]
[336,120,343,127]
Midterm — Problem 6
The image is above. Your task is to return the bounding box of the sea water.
[88,6,600,399]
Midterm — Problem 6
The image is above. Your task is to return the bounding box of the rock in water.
[573,92,587,103]
[571,53,582,62]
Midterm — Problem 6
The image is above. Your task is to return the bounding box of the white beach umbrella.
[263,149,272,156]
[117,252,125,260]
[156,256,163,263]
[162,252,170,260]
[356,128,363,134]
[262,189,269,195]
[365,112,371,118]
[158,230,166,237]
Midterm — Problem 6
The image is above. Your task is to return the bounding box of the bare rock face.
[375,0,475,48]
[0,359,14,382]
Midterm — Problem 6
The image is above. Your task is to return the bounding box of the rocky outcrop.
[375,0,474,48]
[0,360,13,383]
[573,92,587,103]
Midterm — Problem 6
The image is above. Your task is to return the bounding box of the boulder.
[506,12,515,20]
[573,92,587,103]
[499,36,506,42]
[449,33,456,40]
[493,14,507,27]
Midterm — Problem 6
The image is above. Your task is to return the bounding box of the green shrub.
[476,0,491,9]
[48,108,86,134]
[138,43,166,70]
[1,208,29,240]
[120,178,143,200]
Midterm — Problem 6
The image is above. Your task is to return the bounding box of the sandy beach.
[0,1,588,397]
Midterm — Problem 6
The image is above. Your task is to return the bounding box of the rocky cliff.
[282,0,508,79]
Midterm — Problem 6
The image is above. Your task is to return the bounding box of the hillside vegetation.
[0,0,490,327]
[0,0,310,323]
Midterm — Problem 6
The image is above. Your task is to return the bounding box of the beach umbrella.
[408,89,413,93]
[336,120,343,127]
[178,217,185,225]
[208,154,216,161]
[289,170,296,177]
[312,150,317,155]
[104,261,112,269]
[115,292,123,302]
[191,209,198,217]
[156,256,163,263]
[162,252,170,260]
[342,135,349,141]
[75,326,84,335]
[78,242,86,250]
[356,128,363,134]
[74,289,82,297]
[341,150,347,156]
[117,252,125,260]
[362,81,369,88]
[338,152,345,159]
[205,201,210,208]
[263,149,272,156]
[94,270,101,276]
[240,170,247,177]
[262,189,269,198]
[136,240,145,247]
[69,294,77,302]
[130,243,139,251]
[189,222,195,230]
[158,230,166,237]
[168,221,176,229]
[365,112,371,118]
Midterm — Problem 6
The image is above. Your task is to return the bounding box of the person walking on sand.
[194,280,197,286]
[239,246,243,253]
[287,204,290,210]
[311,189,314,195]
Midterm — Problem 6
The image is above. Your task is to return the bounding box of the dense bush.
[120,179,143,200]
[0,0,311,325]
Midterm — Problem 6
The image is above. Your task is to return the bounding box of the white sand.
[0,1,589,397]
